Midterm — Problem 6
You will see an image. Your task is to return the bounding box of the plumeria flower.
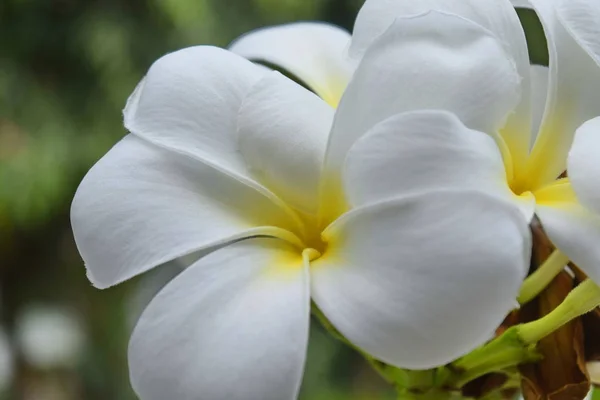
[70,4,534,400]
[497,0,600,282]
[233,0,600,289]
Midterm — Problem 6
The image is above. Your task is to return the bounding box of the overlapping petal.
[530,65,549,143]
[229,22,353,107]
[567,117,600,214]
[320,11,521,222]
[350,0,529,70]
[71,135,298,289]
[349,0,532,166]
[557,0,600,64]
[124,46,266,185]
[535,183,600,284]
[342,110,537,218]
[129,238,310,400]
[312,190,531,369]
[238,71,334,214]
[522,0,600,188]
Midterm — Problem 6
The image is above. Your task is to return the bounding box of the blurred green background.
[0,1,550,399]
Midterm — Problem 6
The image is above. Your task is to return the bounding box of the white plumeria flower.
[499,0,600,283]
[71,5,534,400]
[235,0,600,288]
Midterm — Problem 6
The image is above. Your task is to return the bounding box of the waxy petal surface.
[230,22,353,107]
[238,72,334,214]
[567,117,600,214]
[522,0,600,188]
[321,11,521,222]
[530,65,550,144]
[536,184,600,284]
[129,238,310,400]
[71,135,297,289]
[124,46,274,191]
[350,0,532,165]
[312,191,531,369]
[342,111,533,217]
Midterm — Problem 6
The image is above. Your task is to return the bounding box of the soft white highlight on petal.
[129,238,310,400]
[342,111,536,218]
[71,135,297,289]
[537,200,600,285]
[321,11,521,221]
[511,0,532,7]
[123,46,265,182]
[238,72,333,214]
[525,0,600,187]
[530,65,549,144]
[312,190,530,369]
[230,22,354,106]
[350,0,529,71]
[558,0,600,66]
[126,262,185,330]
[350,0,531,166]
[567,117,600,214]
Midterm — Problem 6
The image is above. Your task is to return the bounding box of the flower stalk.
[518,250,570,305]
[450,327,540,387]
[396,388,465,400]
[518,279,600,344]
[446,279,600,390]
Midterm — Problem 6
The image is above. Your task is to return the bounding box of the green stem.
[396,388,467,400]
[450,327,540,387]
[441,280,600,390]
[518,250,569,304]
[364,356,406,385]
[518,279,600,344]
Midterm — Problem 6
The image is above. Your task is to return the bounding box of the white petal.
[342,110,534,217]
[558,0,600,65]
[350,0,528,69]
[124,46,267,185]
[349,0,532,165]
[321,11,521,221]
[525,0,600,187]
[536,194,600,284]
[71,135,299,289]
[530,65,549,145]
[312,190,530,369]
[567,117,600,214]
[230,23,354,107]
[238,71,334,214]
[511,0,531,7]
[129,238,310,400]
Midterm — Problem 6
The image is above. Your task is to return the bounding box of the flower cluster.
[71,0,600,399]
